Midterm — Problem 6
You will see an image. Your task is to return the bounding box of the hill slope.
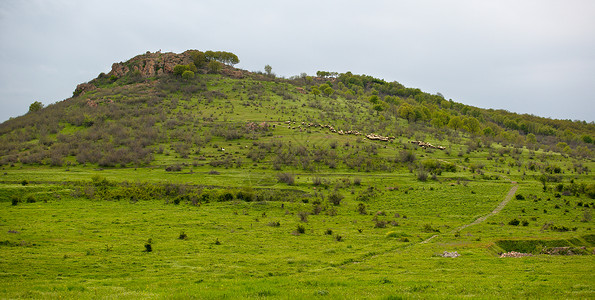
[0,49,593,169]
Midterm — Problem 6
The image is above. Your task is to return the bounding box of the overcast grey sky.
[1,0,594,123]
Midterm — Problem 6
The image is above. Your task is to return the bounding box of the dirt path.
[421,182,518,244]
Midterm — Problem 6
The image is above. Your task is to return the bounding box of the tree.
[323,87,334,97]
[311,87,321,98]
[369,95,379,104]
[28,101,43,113]
[208,61,222,74]
[448,116,463,131]
[264,65,272,76]
[463,117,481,134]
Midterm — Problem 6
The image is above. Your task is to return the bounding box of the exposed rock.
[441,251,460,258]
[108,50,195,79]
[500,251,533,258]
[73,83,96,97]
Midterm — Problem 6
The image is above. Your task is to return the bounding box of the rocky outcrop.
[73,83,96,97]
[108,50,195,78]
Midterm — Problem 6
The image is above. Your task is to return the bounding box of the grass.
[0,72,594,298]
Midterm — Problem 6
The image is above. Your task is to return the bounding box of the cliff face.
[108,50,195,78]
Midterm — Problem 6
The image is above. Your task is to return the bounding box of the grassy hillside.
[0,50,593,299]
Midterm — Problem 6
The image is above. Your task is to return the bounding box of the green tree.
[369,95,379,104]
[173,64,187,76]
[448,116,463,130]
[463,117,481,134]
[526,133,537,144]
[323,87,335,97]
[208,61,222,74]
[264,65,272,76]
[311,87,321,98]
[28,101,43,113]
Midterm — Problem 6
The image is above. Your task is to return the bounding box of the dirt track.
[421,182,518,244]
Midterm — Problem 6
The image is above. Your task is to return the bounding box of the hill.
[0,50,593,298]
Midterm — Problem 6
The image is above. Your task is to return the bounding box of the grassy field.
[1,71,594,298]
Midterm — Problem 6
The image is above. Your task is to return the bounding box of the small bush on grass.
[298,211,309,222]
[178,232,188,240]
[267,221,281,227]
[328,191,344,205]
[296,225,306,234]
[277,172,295,185]
[325,229,333,235]
[357,203,367,215]
[144,239,153,252]
[422,224,440,233]
[508,219,520,226]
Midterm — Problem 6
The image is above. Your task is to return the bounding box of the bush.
[515,194,525,200]
[182,70,195,80]
[422,224,440,233]
[357,203,367,215]
[277,172,295,185]
[298,211,309,222]
[296,224,306,234]
[144,238,153,252]
[508,219,520,226]
[178,232,188,240]
[328,191,344,206]
[325,229,333,235]
[417,168,429,181]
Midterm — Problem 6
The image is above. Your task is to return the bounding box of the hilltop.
[0,49,593,169]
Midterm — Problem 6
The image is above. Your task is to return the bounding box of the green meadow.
[1,50,594,298]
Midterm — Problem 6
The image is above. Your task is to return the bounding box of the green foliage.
[28,101,43,113]
[204,50,239,65]
[181,70,195,80]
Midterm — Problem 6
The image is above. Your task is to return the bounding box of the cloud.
[1,0,594,122]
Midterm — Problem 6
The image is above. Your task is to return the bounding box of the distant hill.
[0,49,593,168]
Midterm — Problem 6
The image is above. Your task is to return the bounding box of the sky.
[1,0,594,123]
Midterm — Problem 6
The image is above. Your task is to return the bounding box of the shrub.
[353,177,361,186]
[11,196,19,206]
[181,70,195,80]
[312,176,322,186]
[178,232,188,240]
[515,194,525,200]
[25,195,36,203]
[328,191,344,206]
[267,221,281,227]
[277,172,295,185]
[508,219,520,226]
[296,224,306,234]
[325,229,333,235]
[334,234,343,242]
[298,211,309,222]
[417,168,429,181]
[422,224,439,233]
[144,238,153,252]
[357,203,367,215]
[374,220,387,228]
